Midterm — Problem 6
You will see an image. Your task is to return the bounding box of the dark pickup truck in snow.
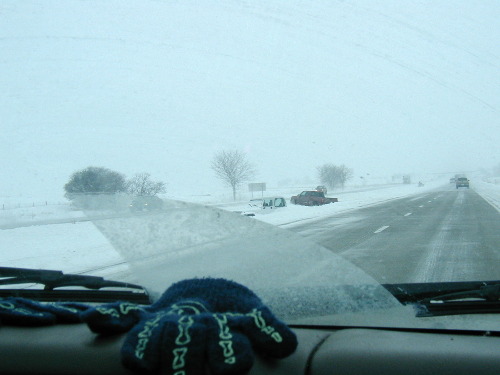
[290,191,338,206]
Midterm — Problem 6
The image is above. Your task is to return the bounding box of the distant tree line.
[64,166,166,200]
[65,155,353,204]
[66,150,256,205]
[209,149,355,199]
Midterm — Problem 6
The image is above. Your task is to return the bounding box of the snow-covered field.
[1,179,498,281]
[474,178,500,212]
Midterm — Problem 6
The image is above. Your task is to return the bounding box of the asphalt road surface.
[287,185,500,284]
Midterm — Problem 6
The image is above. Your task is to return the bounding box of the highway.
[2,184,498,287]
[287,186,500,284]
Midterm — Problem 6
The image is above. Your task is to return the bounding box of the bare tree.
[211,150,255,200]
[337,164,354,188]
[317,163,353,190]
[126,173,166,196]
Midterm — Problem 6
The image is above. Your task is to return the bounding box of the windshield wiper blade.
[382,281,500,317]
[415,300,500,317]
[415,284,500,317]
[0,266,144,291]
[420,284,500,303]
[0,266,151,304]
[382,280,500,303]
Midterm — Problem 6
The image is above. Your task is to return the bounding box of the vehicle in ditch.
[290,191,338,206]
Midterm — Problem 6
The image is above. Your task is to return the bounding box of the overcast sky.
[1,0,499,199]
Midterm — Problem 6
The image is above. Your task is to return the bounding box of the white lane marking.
[404,212,412,217]
[410,195,428,201]
[374,225,390,234]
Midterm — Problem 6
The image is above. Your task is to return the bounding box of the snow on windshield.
[2,179,499,323]
[79,196,398,319]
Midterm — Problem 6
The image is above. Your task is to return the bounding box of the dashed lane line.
[374,225,390,234]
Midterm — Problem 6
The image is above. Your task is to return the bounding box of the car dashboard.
[1,324,499,375]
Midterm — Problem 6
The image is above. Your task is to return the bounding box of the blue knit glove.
[0,297,88,326]
[81,278,297,375]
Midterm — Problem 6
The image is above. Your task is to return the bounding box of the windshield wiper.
[420,284,500,303]
[382,281,500,317]
[416,284,500,317]
[0,267,151,304]
[0,266,143,290]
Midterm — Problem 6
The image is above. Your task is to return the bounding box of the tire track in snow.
[410,192,477,282]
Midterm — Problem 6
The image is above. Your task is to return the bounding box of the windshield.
[1,1,499,332]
